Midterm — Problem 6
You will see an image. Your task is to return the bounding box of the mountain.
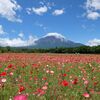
[30,34,84,48]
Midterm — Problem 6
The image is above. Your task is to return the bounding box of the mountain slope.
[31,35,84,48]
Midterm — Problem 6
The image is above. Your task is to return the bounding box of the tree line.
[0,46,100,54]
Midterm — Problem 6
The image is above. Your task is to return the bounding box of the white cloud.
[85,0,100,20]
[52,9,64,16]
[39,1,44,5]
[0,36,37,47]
[18,32,24,38]
[32,6,48,15]
[26,6,48,15]
[87,38,100,46]
[0,0,22,22]
[46,2,55,9]
[86,0,100,10]
[27,35,37,46]
[0,25,6,34]
[87,11,100,20]
[39,1,55,9]
[0,32,66,47]
[43,32,66,41]
[26,1,55,15]
[26,8,32,15]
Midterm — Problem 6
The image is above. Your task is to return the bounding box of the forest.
[0,46,100,54]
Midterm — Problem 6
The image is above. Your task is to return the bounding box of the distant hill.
[29,35,84,48]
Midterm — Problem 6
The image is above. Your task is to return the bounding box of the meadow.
[0,53,100,100]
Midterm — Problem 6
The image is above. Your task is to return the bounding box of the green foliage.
[0,45,100,53]
[1,62,100,99]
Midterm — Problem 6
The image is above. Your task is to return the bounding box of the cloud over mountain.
[0,32,83,47]
[43,32,66,41]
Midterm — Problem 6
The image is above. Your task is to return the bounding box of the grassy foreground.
[0,54,100,100]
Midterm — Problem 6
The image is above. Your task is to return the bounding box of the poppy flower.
[45,82,48,86]
[19,86,25,92]
[32,64,38,68]
[42,86,48,90]
[61,80,69,86]
[4,68,8,71]
[1,78,7,83]
[34,77,38,81]
[63,73,67,77]
[42,77,47,80]
[8,64,13,68]
[46,70,50,73]
[83,93,90,98]
[0,72,7,76]
[33,89,45,96]
[50,70,54,74]
[94,82,98,86]
[9,72,14,76]
[84,80,89,85]
[72,78,78,85]
[14,94,28,100]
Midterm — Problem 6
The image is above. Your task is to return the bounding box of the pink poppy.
[83,93,90,98]
[14,94,28,100]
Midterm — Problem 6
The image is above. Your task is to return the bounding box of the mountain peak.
[32,33,84,48]
[43,33,66,41]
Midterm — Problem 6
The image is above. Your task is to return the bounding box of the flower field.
[0,53,100,100]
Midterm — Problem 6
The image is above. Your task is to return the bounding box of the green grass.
[0,62,100,100]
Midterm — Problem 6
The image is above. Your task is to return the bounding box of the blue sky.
[0,0,100,47]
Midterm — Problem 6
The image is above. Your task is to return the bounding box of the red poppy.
[63,74,67,77]
[0,72,7,76]
[33,88,45,96]
[34,77,38,81]
[19,86,25,92]
[42,77,47,80]
[94,82,98,86]
[61,80,69,86]
[8,64,13,68]
[32,64,38,68]
[72,78,78,85]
